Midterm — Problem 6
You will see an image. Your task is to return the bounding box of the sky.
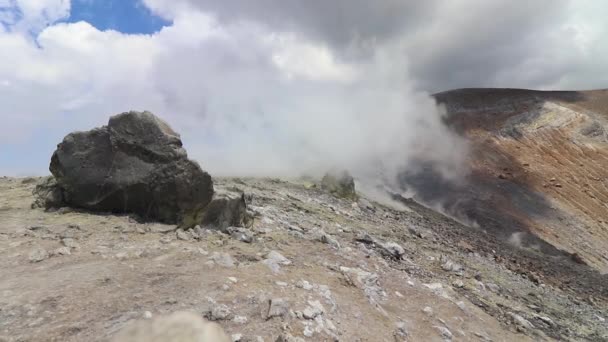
[0,0,606,178]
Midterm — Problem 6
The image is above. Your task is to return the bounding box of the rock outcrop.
[321,170,357,200]
[44,111,213,226]
[196,190,249,232]
[31,176,64,209]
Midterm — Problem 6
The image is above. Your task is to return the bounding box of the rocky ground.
[1,176,607,341]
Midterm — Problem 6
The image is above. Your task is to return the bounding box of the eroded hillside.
[403,89,608,273]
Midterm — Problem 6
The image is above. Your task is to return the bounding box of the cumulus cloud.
[0,0,606,178]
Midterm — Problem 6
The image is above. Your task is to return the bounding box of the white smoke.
[0,2,469,185]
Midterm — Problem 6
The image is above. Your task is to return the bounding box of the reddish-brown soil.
[422,88,608,273]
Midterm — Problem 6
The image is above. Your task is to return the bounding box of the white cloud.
[0,0,469,184]
[1,0,606,179]
[1,0,70,33]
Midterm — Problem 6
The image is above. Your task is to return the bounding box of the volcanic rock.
[44,111,213,226]
[31,176,64,209]
[321,170,357,200]
[199,190,249,232]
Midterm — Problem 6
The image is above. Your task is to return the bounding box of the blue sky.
[66,0,169,34]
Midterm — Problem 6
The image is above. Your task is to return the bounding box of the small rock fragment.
[379,241,405,259]
[265,298,289,320]
[296,280,313,291]
[266,251,291,265]
[434,325,453,340]
[29,247,49,263]
[317,232,341,249]
[210,252,236,268]
[441,260,463,273]
[61,238,80,249]
[275,333,305,342]
[233,315,248,324]
[210,304,232,321]
[510,313,534,331]
[302,300,325,319]
[486,283,500,293]
[262,251,291,273]
[302,325,314,337]
[394,321,408,340]
[456,301,467,311]
[537,316,555,327]
[230,228,254,243]
[176,229,190,241]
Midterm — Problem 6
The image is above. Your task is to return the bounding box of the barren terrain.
[1,176,607,341]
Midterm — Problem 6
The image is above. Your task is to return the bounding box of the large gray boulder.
[47,111,213,225]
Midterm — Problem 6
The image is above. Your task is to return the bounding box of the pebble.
[175,229,190,241]
[52,247,71,256]
[394,321,408,339]
[159,236,173,244]
[210,304,232,321]
[434,325,453,340]
[296,280,313,290]
[537,315,555,326]
[228,277,238,283]
[486,283,500,293]
[266,298,289,320]
[61,238,80,249]
[456,301,467,312]
[29,247,49,263]
[210,252,236,268]
[230,228,254,243]
[317,231,341,249]
[302,300,324,319]
[143,311,152,319]
[452,280,464,288]
[232,333,242,342]
[262,251,291,273]
[509,313,534,330]
[380,241,405,259]
[422,306,433,316]
[303,325,314,337]
[233,315,248,324]
[441,260,463,273]
[275,281,288,287]
[395,291,404,298]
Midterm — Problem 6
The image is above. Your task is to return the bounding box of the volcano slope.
[403,88,608,274]
[1,175,608,341]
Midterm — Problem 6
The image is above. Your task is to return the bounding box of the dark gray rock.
[45,111,213,226]
[321,170,357,200]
